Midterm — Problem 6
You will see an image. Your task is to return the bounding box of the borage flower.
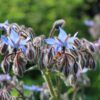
[1,29,30,53]
[0,74,11,82]
[0,20,9,30]
[84,20,95,27]
[12,51,27,76]
[23,84,43,92]
[45,27,78,52]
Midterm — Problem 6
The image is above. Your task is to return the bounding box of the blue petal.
[19,45,26,54]
[67,32,78,44]
[1,35,14,47]
[58,27,67,42]
[68,38,74,43]
[10,29,19,43]
[84,20,94,27]
[8,38,14,47]
[20,37,30,45]
[55,45,62,52]
[0,24,4,29]
[1,35,9,45]
[0,74,11,81]
[44,38,56,45]
[66,43,73,49]
[23,85,43,92]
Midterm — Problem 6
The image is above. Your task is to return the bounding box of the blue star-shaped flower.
[0,20,9,32]
[45,27,78,52]
[1,29,30,53]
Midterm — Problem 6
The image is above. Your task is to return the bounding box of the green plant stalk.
[41,70,57,99]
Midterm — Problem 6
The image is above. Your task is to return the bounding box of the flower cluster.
[0,20,96,99]
[0,20,95,79]
[0,21,33,76]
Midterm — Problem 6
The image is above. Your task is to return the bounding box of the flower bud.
[74,38,81,49]
[59,54,70,77]
[88,56,96,70]
[26,42,36,63]
[53,19,65,29]
[83,51,96,70]
[12,52,27,76]
[1,58,10,74]
[89,44,95,52]
[73,62,78,74]
[38,47,54,69]
[33,35,45,47]
[38,49,49,69]
[0,88,11,100]
[0,41,8,54]
[63,66,70,77]
[26,27,35,39]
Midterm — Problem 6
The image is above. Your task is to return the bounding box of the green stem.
[41,70,57,100]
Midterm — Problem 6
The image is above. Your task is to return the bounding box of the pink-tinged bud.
[53,19,65,29]
[0,88,11,100]
[1,58,10,74]
[33,35,45,47]
[81,39,95,53]
[38,49,49,69]
[26,42,36,63]
[80,49,96,70]
[26,27,35,38]
[38,47,54,69]
[63,55,72,77]
[12,52,27,76]
[74,38,81,49]
[88,44,95,52]
[73,62,78,74]
[0,41,8,54]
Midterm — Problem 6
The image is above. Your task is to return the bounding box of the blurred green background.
[0,0,100,100]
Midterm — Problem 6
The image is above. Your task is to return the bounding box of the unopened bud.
[53,19,65,29]
[33,35,45,47]
[73,62,78,74]
[0,42,8,54]
[1,58,10,74]
[26,42,36,63]
[12,53,27,76]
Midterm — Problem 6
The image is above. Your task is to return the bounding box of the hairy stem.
[41,70,57,100]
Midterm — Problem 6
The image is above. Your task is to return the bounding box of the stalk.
[41,70,57,100]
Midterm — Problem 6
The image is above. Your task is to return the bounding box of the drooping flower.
[0,74,11,82]
[84,20,95,27]
[23,84,43,92]
[45,27,78,52]
[1,29,30,53]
